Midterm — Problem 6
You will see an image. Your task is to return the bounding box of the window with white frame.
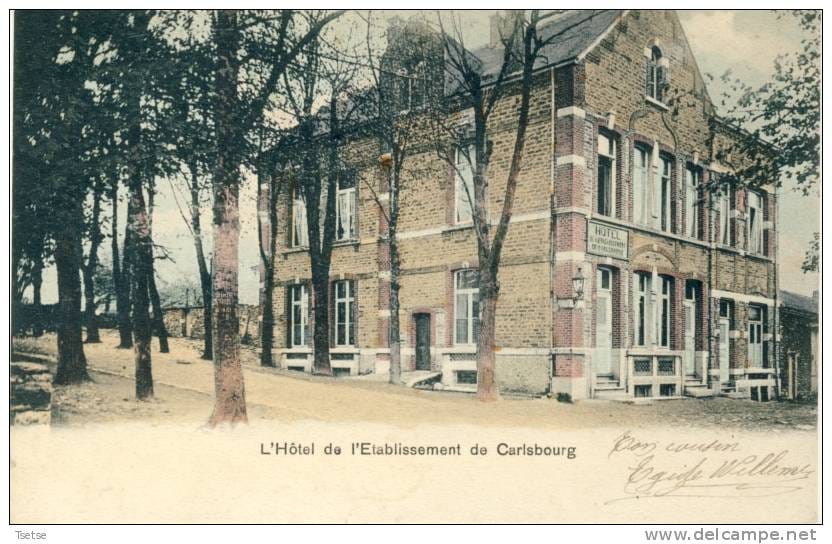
[336,172,357,241]
[597,132,616,217]
[454,144,475,225]
[454,269,480,345]
[291,186,308,247]
[633,146,651,226]
[747,304,766,367]
[289,284,308,347]
[397,62,428,113]
[659,156,672,232]
[646,46,667,102]
[747,190,764,255]
[334,280,355,346]
[685,166,700,238]
[634,272,650,346]
[657,276,673,348]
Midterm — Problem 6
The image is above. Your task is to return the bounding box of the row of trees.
[13,10,820,421]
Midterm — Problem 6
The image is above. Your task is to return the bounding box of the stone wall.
[162,305,260,345]
[10,362,52,425]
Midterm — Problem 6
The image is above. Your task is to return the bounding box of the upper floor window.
[336,172,357,241]
[659,156,672,232]
[718,187,734,247]
[597,132,617,217]
[396,62,429,113]
[454,269,480,345]
[454,144,475,225]
[646,46,668,102]
[289,284,308,347]
[747,190,764,255]
[684,166,701,239]
[334,280,355,346]
[633,145,651,226]
[291,186,308,248]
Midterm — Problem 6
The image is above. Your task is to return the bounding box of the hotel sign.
[587,221,629,260]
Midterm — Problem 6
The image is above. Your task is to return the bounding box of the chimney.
[489,10,524,49]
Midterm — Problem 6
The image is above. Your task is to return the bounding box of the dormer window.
[397,61,428,113]
[646,46,669,103]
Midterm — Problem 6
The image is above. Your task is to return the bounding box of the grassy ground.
[13,331,818,431]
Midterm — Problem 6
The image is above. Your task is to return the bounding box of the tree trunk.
[147,264,169,353]
[476,264,500,402]
[54,199,89,385]
[31,259,43,337]
[125,183,154,400]
[82,263,100,343]
[260,270,275,366]
[208,9,247,425]
[388,166,402,385]
[83,183,103,343]
[189,165,213,360]
[258,169,278,367]
[310,266,332,375]
[145,180,169,353]
[112,181,133,348]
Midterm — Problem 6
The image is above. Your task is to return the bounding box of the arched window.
[646,46,667,102]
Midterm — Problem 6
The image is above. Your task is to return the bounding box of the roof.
[466,10,623,83]
[781,290,818,316]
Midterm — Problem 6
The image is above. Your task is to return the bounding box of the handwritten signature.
[605,431,815,504]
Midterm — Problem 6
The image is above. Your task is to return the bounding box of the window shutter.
[351,280,358,347]
[285,286,292,348]
[633,273,640,345]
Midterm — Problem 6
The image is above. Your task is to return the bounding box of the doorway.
[414,313,431,371]
[595,267,613,376]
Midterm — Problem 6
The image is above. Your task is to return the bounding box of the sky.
[32,9,820,305]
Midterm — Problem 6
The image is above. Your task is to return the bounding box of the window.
[634,272,650,346]
[747,190,764,254]
[634,384,652,398]
[659,156,672,232]
[633,146,650,226]
[657,276,673,348]
[289,284,308,347]
[454,269,480,345]
[684,166,700,238]
[748,304,766,368]
[646,46,667,102]
[634,272,672,348]
[718,188,733,246]
[456,370,477,385]
[597,132,616,217]
[291,186,308,248]
[454,144,475,224]
[334,280,355,346]
[396,62,428,113]
[336,172,357,241]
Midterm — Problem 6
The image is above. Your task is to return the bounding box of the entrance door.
[595,268,613,376]
[748,305,764,368]
[718,317,730,384]
[415,314,431,371]
[683,298,696,376]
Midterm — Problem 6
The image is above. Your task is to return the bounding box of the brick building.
[780,291,818,401]
[262,10,780,400]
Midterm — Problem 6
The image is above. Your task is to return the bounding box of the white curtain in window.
[293,194,308,247]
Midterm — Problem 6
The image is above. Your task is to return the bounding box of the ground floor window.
[748,304,766,368]
[334,280,355,346]
[289,284,308,347]
[634,384,652,398]
[456,370,477,385]
[454,269,480,345]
